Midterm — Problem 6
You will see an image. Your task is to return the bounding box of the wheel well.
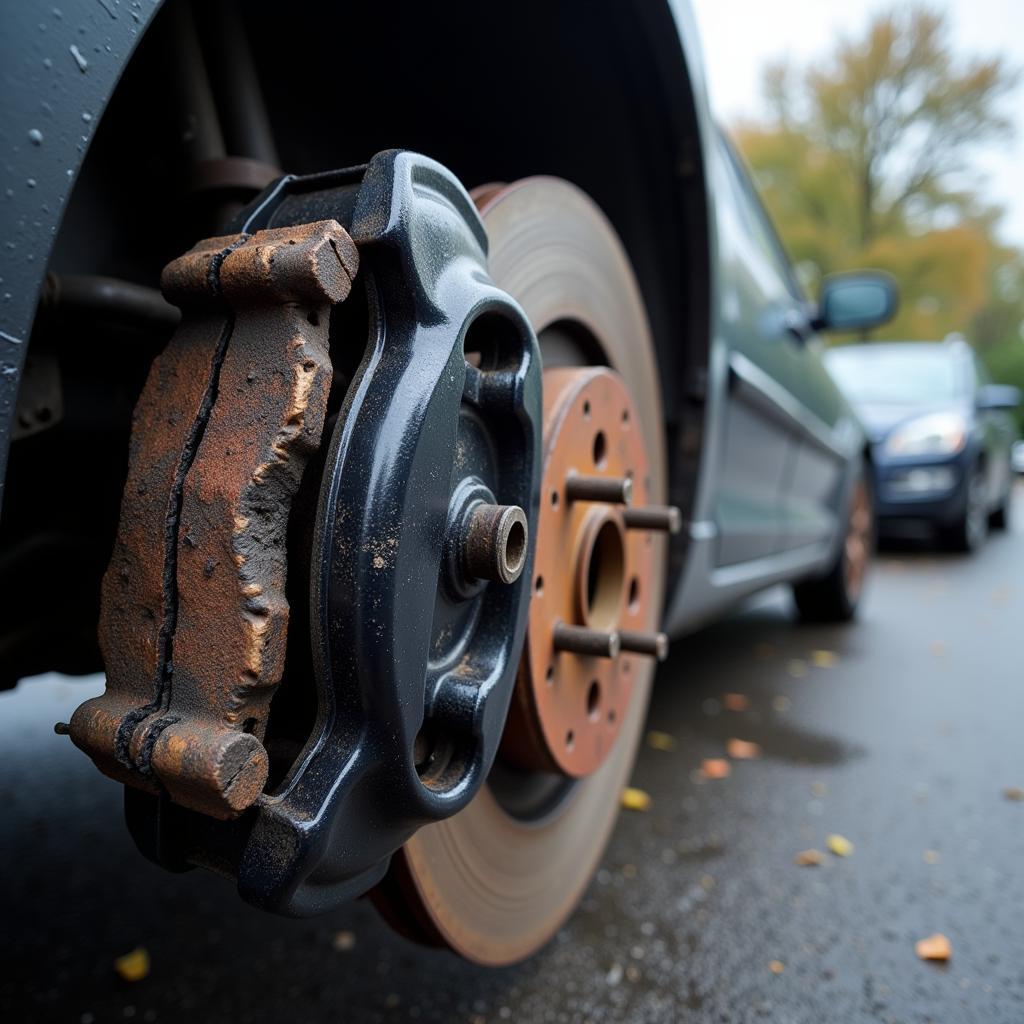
[3,0,712,683]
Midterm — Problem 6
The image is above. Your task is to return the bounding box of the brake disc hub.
[503,367,673,777]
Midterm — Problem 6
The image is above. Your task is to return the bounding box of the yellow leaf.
[787,659,808,678]
[810,781,827,797]
[621,786,651,811]
[727,738,762,760]
[826,833,854,857]
[1004,786,1024,802]
[915,933,951,961]
[768,960,785,974]
[646,730,676,752]
[923,850,941,864]
[811,649,837,668]
[794,848,825,866]
[114,948,150,983]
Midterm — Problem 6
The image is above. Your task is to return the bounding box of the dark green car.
[0,0,896,964]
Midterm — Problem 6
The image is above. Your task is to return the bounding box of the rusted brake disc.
[503,366,674,777]
[70,220,358,819]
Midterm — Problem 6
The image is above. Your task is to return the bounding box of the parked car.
[1013,439,1024,475]
[825,340,1020,550]
[0,0,895,965]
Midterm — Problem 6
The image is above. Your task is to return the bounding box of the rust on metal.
[70,219,358,819]
[500,367,656,778]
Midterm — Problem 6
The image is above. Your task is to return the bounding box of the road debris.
[701,758,731,780]
[722,693,749,711]
[794,848,826,866]
[621,787,651,811]
[915,933,952,961]
[113,947,150,983]
[726,738,761,760]
[646,730,676,751]
[826,833,854,857]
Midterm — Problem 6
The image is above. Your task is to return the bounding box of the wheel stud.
[464,503,529,584]
[565,474,632,505]
[553,622,621,658]
[618,629,669,661]
[622,505,682,534]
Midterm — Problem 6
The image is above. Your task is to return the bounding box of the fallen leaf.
[646,730,676,752]
[722,693,749,712]
[810,649,837,668]
[810,781,827,797]
[700,874,715,890]
[923,850,941,864]
[621,787,651,811]
[1004,787,1024,802]
[700,758,731,780]
[826,833,854,857]
[726,738,761,760]
[772,695,791,713]
[787,659,808,678]
[794,848,825,866]
[915,933,952,961]
[768,960,785,974]
[754,642,776,660]
[114,948,150,983]
[332,930,355,952]
[929,641,946,657]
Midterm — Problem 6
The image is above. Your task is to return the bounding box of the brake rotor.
[375,177,673,964]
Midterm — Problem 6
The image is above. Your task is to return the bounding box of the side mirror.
[976,384,1022,411]
[814,271,899,333]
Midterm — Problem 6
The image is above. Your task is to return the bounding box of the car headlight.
[884,412,967,457]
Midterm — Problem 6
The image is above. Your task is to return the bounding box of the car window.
[825,347,964,405]
[717,131,805,304]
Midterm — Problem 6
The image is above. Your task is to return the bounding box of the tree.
[733,4,1024,406]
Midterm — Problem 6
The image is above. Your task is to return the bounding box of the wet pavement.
[3,492,1023,1024]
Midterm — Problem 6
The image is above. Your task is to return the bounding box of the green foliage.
[734,3,1024,413]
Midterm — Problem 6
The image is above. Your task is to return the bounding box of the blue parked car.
[825,340,1020,551]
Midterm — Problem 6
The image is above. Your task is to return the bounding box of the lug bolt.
[565,474,633,505]
[618,629,669,661]
[553,622,621,658]
[464,503,529,584]
[622,505,682,534]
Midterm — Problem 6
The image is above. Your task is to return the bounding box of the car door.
[711,133,847,564]
[972,355,1015,506]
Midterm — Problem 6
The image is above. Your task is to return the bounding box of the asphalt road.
[3,492,1023,1024]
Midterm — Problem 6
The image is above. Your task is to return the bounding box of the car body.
[1013,439,1024,475]
[0,0,895,962]
[825,341,1020,549]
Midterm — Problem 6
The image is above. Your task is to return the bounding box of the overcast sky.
[691,0,1024,248]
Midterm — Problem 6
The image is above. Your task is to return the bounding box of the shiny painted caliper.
[70,151,541,912]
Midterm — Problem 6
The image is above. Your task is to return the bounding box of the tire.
[792,467,873,623]
[989,491,1010,530]
[942,463,988,552]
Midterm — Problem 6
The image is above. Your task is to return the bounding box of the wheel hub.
[503,366,667,777]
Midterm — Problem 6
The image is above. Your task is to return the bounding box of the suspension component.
[70,151,542,912]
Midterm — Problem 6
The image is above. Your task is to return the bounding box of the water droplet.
[28,129,43,146]
[69,43,88,72]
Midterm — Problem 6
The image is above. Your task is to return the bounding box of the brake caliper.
[71,151,542,911]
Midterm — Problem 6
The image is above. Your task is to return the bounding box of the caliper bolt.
[618,629,670,661]
[553,622,621,658]
[464,503,529,585]
[565,473,633,505]
[622,504,682,534]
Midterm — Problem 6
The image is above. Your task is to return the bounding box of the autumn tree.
[734,4,1022,357]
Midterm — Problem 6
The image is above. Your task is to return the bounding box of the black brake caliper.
[127,150,541,913]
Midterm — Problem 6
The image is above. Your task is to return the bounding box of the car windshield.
[825,347,962,405]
